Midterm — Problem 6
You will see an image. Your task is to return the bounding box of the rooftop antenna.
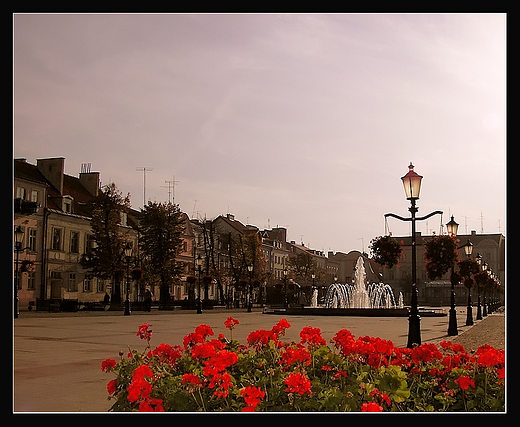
[192,199,198,219]
[136,167,153,207]
[463,216,469,234]
[161,175,179,204]
[480,211,484,233]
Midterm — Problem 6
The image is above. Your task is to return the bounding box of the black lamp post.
[196,254,203,314]
[475,253,483,320]
[384,163,443,348]
[124,243,133,316]
[445,215,459,336]
[482,262,488,316]
[14,226,26,319]
[460,239,474,326]
[247,264,253,312]
[283,267,288,310]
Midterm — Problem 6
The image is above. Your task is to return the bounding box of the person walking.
[144,288,153,312]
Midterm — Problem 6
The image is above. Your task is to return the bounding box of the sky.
[13,13,506,255]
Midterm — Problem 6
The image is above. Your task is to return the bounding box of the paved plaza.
[13,307,505,412]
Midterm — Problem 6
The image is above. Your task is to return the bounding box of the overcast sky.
[13,13,506,254]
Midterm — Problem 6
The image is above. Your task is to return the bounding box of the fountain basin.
[262,306,446,317]
[263,306,409,317]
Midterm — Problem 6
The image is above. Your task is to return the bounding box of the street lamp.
[283,266,288,310]
[459,239,474,326]
[385,163,443,348]
[445,216,459,336]
[124,243,133,316]
[247,264,253,312]
[196,254,203,314]
[14,226,26,319]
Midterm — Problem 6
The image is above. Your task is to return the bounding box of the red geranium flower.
[455,375,475,391]
[106,379,117,395]
[284,372,311,395]
[101,358,117,372]
[136,323,152,341]
[361,402,383,412]
[224,317,240,330]
[300,326,326,349]
[240,385,266,409]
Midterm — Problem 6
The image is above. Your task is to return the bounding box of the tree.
[288,252,318,282]
[81,183,130,303]
[139,201,185,305]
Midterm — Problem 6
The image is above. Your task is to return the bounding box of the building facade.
[381,231,505,306]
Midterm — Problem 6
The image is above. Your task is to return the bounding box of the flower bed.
[102,318,505,412]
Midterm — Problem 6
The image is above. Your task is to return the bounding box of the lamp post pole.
[196,254,203,314]
[283,267,288,310]
[247,264,253,312]
[445,216,459,336]
[384,163,443,348]
[14,226,28,319]
[123,243,133,316]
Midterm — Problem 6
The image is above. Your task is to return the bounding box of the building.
[260,227,290,285]
[14,157,199,311]
[381,231,505,306]
[14,158,142,310]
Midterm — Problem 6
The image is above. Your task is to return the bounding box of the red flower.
[247,329,276,349]
[106,379,117,395]
[284,372,311,395]
[149,343,183,365]
[101,358,117,372]
[240,385,266,409]
[300,326,326,348]
[139,398,164,412]
[455,375,475,391]
[132,364,154,380]
[411,343,442,364]
[182,373,200,384]
[127,378,153,403]
[361,402,383,412]
[272,318,291,337]
[280,345,311,367]
[224,317,240,330]
[136,323,153,341]
[475,344,504,367]
[195,324,214,338]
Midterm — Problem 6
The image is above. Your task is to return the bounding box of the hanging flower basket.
[369,235,402,268]
[423,235,459,280]
[458,258,480,289]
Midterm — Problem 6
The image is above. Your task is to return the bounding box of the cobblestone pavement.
[449,311,505,351]
[13,306,505,412]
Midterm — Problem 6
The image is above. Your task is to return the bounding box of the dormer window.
[62,195,73,213]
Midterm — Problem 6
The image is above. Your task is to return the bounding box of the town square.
[13,13,505,412]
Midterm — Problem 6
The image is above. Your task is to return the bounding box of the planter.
[102,318,505,412]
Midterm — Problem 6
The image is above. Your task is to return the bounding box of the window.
[30,190,39,203]
[63,198,72,213]
[28,228,37,252]
[97,279,105,293]
[16,186,26,200]
[27,272,36,290]
[52,228,62,251]
[85,234,94,254]
[70,231,79,253]
[83,277,92,292]
[68,273,77,292]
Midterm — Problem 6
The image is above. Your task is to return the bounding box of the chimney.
[37,157,65,194]
[79,171,100,197]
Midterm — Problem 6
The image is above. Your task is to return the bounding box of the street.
[13,306,493,412]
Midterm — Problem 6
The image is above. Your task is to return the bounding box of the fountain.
[263,256,446,317]
[265,256,408,317]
